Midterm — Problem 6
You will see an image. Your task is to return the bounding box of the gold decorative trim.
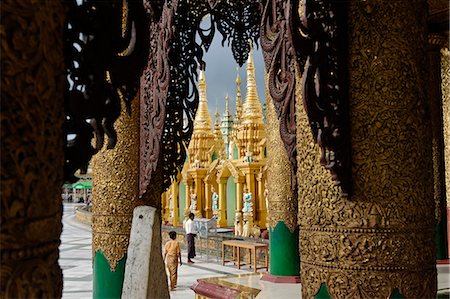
[296,1,436,297]
[301,263,436,299]
[442,48,450,207]
[92,98,142,270]
[266,77,297,231]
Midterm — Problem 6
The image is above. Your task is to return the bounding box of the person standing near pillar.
[185,213,198,264]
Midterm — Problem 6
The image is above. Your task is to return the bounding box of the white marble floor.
[60,204,93,299]
[59,203,450,299]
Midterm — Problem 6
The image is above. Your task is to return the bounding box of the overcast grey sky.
[201,35,266,120]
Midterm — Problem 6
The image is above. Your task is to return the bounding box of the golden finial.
[242,44,263,125]
[193,69,213,134]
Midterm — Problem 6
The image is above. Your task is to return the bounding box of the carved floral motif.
[260,0,298,194]
[261,0,351,196]
[1,0,66,296]
[92,99,143,270]
[64,0,149,183]
[266,82,297,231]
[296,1,436,297]
[442,48,450,208]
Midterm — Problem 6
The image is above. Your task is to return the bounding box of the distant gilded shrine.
[162,48,267,228]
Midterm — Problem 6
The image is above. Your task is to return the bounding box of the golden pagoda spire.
[214,109,225,158]
[214,110,221,136]
[235,66,243,122]
[242,44,263,125]
[225,93,230,113]
[193,69,213,134]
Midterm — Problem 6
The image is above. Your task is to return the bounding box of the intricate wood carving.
[260,0,298,193]
[1,0,65,297]
[139,0,174,196]
[261,0,351,195]
[266,87,297,231]
[140,0,261,195]
[296,0,351,195]
[297,1,436,297]
[64,0,149,182]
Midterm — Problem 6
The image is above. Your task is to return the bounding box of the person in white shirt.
[185,213,197,263]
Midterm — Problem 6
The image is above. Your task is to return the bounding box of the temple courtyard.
[60,203,450,298]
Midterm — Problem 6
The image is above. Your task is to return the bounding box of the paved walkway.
[60,203,253,299]
[60,204,92,299]
[60,203,450,299]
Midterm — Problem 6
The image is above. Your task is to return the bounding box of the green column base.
[436,216,449,260]
[315,283,331,299]
[389,288,404,299]
[314,284,405,299]
[93,251,127,299]
[269,221,300,276]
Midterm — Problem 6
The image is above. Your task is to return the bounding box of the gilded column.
[172,182,180,226]
[218,178,228,227]
[236,178,245,212]
[161,192,168,222]
[204,181,212,218]
[442,48,450,259]
[428,35,448,260]
[1,1,65,297]
[256,174,267,228]
[165,190,171,222]
[92,98,143,299]
[297,1,436,297]
[193,173,207,217]
[262,93,300,281]
[185,180,192,212]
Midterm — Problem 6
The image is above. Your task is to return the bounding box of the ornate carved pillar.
[428,35,448,260]
[442,48,450,259]
[92,99,143,299]
[171,181,180,226]
[1,1,65,297]
[262,89,299,281]
[218,178,228,227]
[297,1,436,297]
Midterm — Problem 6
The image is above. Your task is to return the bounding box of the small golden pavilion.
[161,48,268,228]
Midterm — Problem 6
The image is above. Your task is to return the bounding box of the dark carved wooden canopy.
[65,0,351,199]
[64,0,353,198]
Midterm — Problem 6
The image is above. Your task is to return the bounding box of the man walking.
[184,213,197,264]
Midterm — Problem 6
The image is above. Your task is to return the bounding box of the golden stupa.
[162,49,267,228]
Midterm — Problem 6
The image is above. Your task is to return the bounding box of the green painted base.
[269,222,299,276]
[436,216,448,260]
[93,251,126,299]
[315,283,331,299]
[389,288,404,299]
[314,284,405,299]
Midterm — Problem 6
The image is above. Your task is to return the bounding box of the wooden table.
[222,240,269,273]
